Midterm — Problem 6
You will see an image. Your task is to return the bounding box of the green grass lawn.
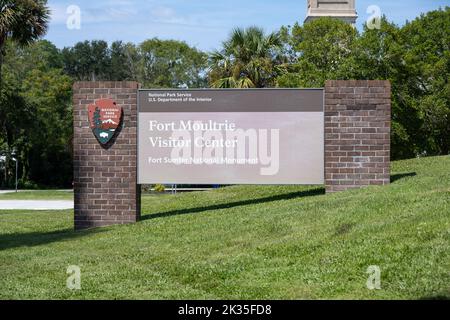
[0,190,73,200]
[0,156,449,299]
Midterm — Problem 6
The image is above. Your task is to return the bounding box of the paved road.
[0,190,72,194]
[0,200,73,210]
[0,190,16,194]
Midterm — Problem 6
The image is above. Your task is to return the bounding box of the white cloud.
[48,4,69,25]
[151,6,176,20]
[82,5,138,24]
[149,5,193,25]
[48,0,139,25]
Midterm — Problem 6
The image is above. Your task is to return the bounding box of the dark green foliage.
[399,9,450,156]
[62,40,111,81]
[0,70,32,188]
[61,39,208,87]
[109,41,136,81]
[1,40,72,188]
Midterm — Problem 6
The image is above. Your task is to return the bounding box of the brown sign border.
[138,88,324,113]
[137,88,325,185]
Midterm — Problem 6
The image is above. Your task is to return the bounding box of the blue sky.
[46,0,449,51]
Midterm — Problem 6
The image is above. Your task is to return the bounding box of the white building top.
[305,0,358,25]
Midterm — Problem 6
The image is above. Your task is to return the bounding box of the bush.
[153,184,165,193]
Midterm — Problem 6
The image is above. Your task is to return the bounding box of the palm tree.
[0,0,50,86]
[208,26,285,88]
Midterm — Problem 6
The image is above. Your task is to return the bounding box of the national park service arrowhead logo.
[88,99,123,146]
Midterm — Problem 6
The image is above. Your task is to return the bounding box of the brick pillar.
[73,81,140,230]
[324,80,391,192]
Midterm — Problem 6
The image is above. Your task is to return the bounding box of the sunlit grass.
[0,156,448,299]
[0,190,73,200]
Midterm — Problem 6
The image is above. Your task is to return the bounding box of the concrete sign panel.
[138,89,324,185]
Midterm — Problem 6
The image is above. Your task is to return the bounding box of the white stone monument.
[305,0,358,25]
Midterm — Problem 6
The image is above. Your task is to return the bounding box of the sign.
[138,89,324,185]
[88,99,122,145]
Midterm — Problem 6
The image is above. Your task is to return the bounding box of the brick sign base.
[73,80,390,230]
[324,80,391,192]
[73,81,140,230]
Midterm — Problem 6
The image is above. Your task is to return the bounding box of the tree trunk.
[0,39,4,187]
[0,36,5,95]
[0,50,3,91]
[0,48,3,105]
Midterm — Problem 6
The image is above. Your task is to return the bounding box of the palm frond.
[236,77,255,88]
[0,4,16,36]
[207,25,285,88]
[211,77,237,88]
[1,0,50,46]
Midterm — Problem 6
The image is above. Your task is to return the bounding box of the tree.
[277,10,449,159]
[1,39,73,187]
[109,41,137,81]
[0,67,32,187]
[350,17,419,159]
[21,67,73,187]
[277,18,357,88]
[138,38,207,88]
[400,8,450,156]
[61,39,207,87]
[0,0,49,187]
[62,40,111,81]
[93,107,101,128]
[350,11,450,158]
[208,26,285,88]
[0,0,50,87]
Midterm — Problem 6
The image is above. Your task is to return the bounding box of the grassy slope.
[0,156,449,299]
[0,190,73,200]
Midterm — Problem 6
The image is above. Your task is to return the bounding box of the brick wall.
[73,81,141,230]
[324,80,391,192]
